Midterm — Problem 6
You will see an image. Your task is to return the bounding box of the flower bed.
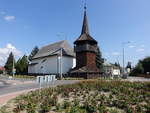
[1,80,150,113]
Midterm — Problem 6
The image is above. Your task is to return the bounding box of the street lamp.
[122,41,130,76]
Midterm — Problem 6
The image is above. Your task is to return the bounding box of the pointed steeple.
[74,4,97,45]
[81,5,89,34]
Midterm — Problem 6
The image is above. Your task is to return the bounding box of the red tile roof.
[0,67,5,71]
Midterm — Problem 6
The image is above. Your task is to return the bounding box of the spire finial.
[81,0,89,34]
[84,0,87,11]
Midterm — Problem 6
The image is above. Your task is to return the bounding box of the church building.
[28,40,75,75]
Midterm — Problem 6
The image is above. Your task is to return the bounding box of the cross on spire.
[74,1,97,45]
[81,2,89,34]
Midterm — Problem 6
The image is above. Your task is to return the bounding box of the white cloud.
[140,45,145,47]
[129,45,135,48]
[0,43,22,66]
[4,15,15,21]
[136,48,145,52]
[112,52,120,56]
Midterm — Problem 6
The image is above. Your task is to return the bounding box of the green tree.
[134,62,144,74]
[126,62,132,69]
[15,55,29,75]
[15,58,21,74]
[141,57,150,73]
[96,47,104,69]
[28,46,39,61]
[114,62,120,67]
[130,57,150,76]
[4,52,15,75]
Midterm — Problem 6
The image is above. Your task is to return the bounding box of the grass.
[1,74,36,80]
[13,75,36,80]
[0,80,150,113]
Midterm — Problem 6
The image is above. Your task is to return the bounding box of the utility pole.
[60,48,63,80]
[12,56,15,77]
[122,47,125,75]
[122,41,130,76]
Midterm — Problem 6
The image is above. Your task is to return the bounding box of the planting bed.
[0,80,150,113]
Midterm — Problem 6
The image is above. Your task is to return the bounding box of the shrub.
[69,106,80,113]
[56,103,61,111]
[40,101,51,113]
[63,101,70,109]
[98,104,107,113]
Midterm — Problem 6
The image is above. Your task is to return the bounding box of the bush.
[0,70,3,74]
[63,101,70,109]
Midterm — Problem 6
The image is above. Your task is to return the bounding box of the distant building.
[102,61,121,78]
[0,67,5,74]
[28,40,75,75]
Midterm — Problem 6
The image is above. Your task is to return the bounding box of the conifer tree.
[15,55,29,75]
[4,52,15,75]
[28,46,39,61]
[96,47,104,69]
[126,62,132,69]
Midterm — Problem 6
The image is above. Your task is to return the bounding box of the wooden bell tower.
[70,6,100,79]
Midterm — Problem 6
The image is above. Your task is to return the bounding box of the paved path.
[125,77,150,82]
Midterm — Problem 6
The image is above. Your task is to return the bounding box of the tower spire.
[81,2,89,34]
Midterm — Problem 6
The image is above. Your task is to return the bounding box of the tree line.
[130,57,150,76]
[4,46,39,75]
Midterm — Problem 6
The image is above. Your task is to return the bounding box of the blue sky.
[0,0,150,67]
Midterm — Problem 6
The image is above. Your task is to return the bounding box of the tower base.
[69,72,101,79]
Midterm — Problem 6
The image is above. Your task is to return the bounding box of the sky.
[0,0,150,67]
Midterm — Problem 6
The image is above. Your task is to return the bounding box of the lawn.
[0,80,150,113]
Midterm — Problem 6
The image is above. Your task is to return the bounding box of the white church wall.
[61,56,74,73]
[28,55,75,74]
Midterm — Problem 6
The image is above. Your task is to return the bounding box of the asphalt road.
[0,80,10,89]
[0,76,79,96]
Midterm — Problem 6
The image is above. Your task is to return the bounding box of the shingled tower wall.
[70,7,101,79]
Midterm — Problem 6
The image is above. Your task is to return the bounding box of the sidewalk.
[0,88,37,107]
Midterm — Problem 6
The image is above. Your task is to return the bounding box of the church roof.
[74,7,97,44]
[33,40,75,59]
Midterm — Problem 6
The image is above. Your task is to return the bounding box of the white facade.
[28,55,75,74]
[113,68,121,76]
[102,61,121,78]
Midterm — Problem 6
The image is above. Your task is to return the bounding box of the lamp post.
[122,41,130,76]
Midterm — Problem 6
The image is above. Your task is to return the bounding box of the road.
[0,75,79,96]
[125,77,150,82]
